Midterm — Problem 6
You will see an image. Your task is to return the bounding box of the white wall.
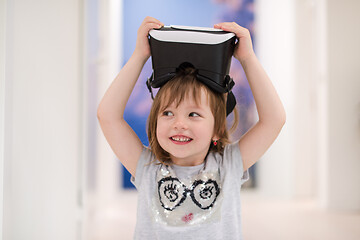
[0,0,6,239]
[293,0,320,197]
[94,0,123,205]
[321,0,360,210]
[2,0,84,239]
[255,0,296,198]
[256,0,360,211]
[82,0,124,238]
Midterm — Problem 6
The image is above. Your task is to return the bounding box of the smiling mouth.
[170,136,193,144]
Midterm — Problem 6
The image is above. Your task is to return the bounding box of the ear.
[212,134,220,141]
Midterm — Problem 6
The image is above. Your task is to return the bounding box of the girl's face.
[156,88,216,166]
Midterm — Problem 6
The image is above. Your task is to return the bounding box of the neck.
[170,153,207,167]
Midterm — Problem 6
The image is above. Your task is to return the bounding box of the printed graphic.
[158,177,220,211]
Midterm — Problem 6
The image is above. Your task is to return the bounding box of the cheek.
[156,125,161,140]
[206,117,215,131]
[156,120,167,141]
[194,120,215,138]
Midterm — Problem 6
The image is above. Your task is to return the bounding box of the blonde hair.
[147,68,238,164]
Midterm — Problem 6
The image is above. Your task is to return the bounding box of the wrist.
[237,51,256,65]
[131,50,150,65]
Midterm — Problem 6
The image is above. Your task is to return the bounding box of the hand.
[214,22,255,63]
[134,16,164,61]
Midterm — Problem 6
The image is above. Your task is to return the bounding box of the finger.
[214,23,221,29]
[144,22,163,33]
[143,16,164,27]
[215,22,249,37]
[138,22,163,38]
[214,22,246,31]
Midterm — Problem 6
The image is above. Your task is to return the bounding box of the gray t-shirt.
[131,141,249,240]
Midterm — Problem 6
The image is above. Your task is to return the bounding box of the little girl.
[97,16,286,239]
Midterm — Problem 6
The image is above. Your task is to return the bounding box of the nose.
[173,116,188,130]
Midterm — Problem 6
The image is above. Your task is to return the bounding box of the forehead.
[160,86,210,110]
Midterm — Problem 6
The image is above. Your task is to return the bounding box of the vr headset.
[147,25,236,115]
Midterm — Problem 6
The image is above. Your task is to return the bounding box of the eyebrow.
[164,105,208,115]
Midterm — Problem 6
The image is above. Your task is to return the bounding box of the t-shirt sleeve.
[223,141,249,185]
[130,146,155,189]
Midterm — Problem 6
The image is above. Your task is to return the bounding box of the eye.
[163,111,174,116]
[164,183,179,202]
[189,112,200,117]
[200,186,214,199]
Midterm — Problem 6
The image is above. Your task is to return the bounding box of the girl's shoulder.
[139,146,163,166]
[216,140,241,160]
[209,140,244,172]
[224,140,241,156]
[131,146,160,188]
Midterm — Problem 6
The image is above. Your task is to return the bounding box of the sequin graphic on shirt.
[158,177,187,211]
[191,179,219,209]
[158,177,220,211]
[153,164,223,226]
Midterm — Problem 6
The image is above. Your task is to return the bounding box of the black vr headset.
[147,25,237,116]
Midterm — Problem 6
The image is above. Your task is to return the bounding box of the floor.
[86,190,360,240]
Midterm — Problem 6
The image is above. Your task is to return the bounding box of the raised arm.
[214,22,286,171]
[97,17,163,176]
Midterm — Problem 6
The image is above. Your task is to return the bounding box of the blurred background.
[1,0,360,239]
